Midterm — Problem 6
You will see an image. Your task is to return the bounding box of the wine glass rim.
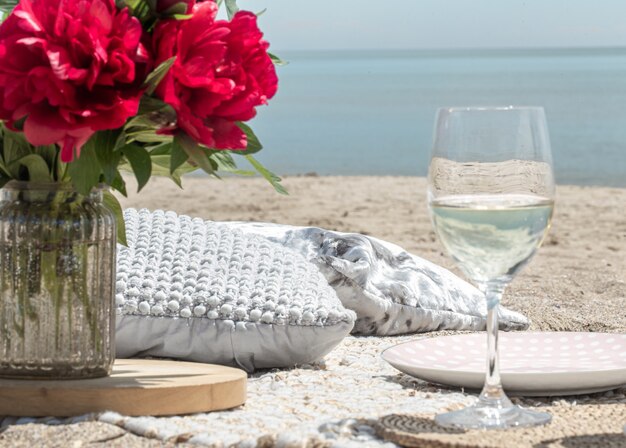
[439,106,545,112]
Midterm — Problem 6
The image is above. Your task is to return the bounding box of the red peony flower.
[0,0,150,161]
[153,1,278,150]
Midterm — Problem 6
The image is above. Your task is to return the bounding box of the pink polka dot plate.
[382,332,626,396]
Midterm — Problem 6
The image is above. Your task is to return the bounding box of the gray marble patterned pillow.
[115,209,356,372]
[227,223,529,335]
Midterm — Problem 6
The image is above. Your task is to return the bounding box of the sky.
[235,0,626,52]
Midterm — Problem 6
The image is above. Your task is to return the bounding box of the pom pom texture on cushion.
[115,209,355,371]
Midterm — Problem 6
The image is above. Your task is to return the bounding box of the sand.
[1,176,624,447]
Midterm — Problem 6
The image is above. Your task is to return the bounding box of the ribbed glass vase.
[0,182,116,379]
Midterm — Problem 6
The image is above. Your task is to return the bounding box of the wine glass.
[428,106,555,429]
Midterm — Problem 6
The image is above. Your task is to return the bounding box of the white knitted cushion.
[115,209,356,372]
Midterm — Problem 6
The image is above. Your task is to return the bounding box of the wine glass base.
[435,404,551,430]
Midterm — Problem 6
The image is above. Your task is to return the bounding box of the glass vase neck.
[1,181,105,203]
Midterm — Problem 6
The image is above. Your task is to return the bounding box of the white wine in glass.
[428,106,555,429]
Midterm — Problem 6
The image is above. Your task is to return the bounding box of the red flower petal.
[153,4,277,150]
[0,0,150,152]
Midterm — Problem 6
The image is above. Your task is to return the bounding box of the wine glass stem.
[478,285,511,407]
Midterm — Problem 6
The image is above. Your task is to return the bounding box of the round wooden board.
[0,359,247,417]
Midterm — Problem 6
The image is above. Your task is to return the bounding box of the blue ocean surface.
[247,48,626,187]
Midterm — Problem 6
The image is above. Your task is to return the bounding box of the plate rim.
[381,331,626,376]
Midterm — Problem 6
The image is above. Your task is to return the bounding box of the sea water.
[248,48,626,187]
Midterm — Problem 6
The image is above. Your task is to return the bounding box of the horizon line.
[274,45,626,53]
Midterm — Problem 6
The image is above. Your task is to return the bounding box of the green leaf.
[76,130,124,185]
[142,56,176,95]
[128,99,177,146]
[228,169,257,176]
[3,127,31,177]
[206,151,256,176]
[88,130,123,184]
[10,116,26,131]
[111,170,128,197]
[160,1,189,16]
[138,96,170,115]
[122,144,152,192]
[10,154,52,182]
[269,52,288,66]
[126,111,174,130]
[0,175,10,189]
[256,8,267,16]
[225,0,238,19]
[149,164,182,187]
[0,0,18,14]
[150,155,197,174]
[126,130,172,144]
[124,106,175,145]
[149,157,197,188]
[93,129,125,152]
[56,151,68,182]
[125,115,157,129]
[102,190,128,247]
[0,157,10,179]
[208,151,238,171]
[234,122,263,155]
[67,139,102,196]
[97,148,123,185]
[169,139,188,174]
[216,0,223,7]
[174,133,215,175]
[245,155,288,195]
[116,0,154,25]
[148,142,173,156]
[36,145,58,172]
